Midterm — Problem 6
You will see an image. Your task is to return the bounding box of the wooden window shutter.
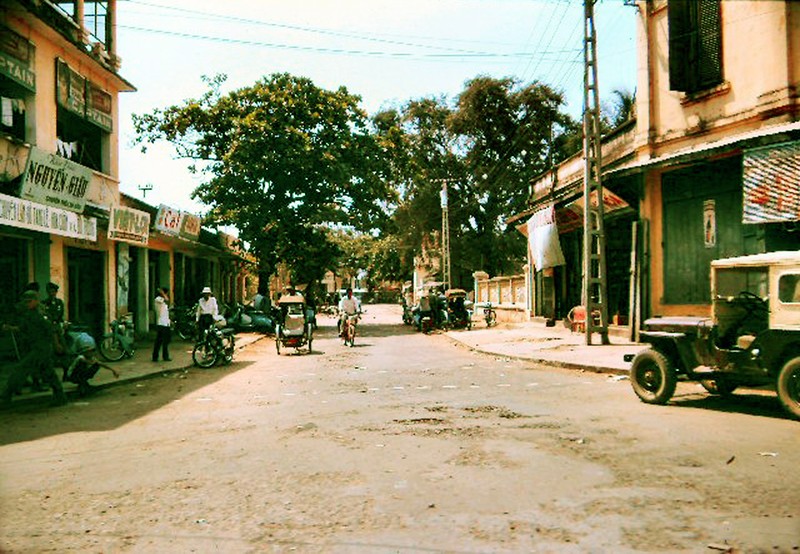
[696,0,723,91]
[668,1,692,92]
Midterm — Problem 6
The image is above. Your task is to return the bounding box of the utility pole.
[440,181,451,291]
[582,0,611,345]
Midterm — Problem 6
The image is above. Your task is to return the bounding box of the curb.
[2,334,270,410]
[444,333,631,376]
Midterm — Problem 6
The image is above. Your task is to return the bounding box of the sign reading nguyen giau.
[108,205,150,246]
[20,146,92,213]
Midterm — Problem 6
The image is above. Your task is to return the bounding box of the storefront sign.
[743,141,800,224]
[86,82,113,132]
[0,192,96,240]
[179,212,201,240]
[20,147,92,213]
[0,26,35,91]
[108,205,150,245]
[703,199,716,248]
[56,59,86,117]
[526,204,566,270]
[154,204,183,236]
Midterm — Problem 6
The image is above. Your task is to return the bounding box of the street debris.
[707,543,733,553]
[608,375,629,382]
[726,456,736,465]
[758,452,778,457]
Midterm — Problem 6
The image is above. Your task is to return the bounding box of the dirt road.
[1,305,798,553]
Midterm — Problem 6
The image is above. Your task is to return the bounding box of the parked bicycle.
[98,315,136,361]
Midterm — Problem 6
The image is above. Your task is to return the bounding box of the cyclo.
[275,294,314,354]
[445,288,472,330]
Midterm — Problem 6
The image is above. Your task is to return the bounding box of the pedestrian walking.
[152,287,172,362]
[0,290,67,407]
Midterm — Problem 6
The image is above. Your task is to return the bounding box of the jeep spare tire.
[777,356,800,420]
[630,349,677,405]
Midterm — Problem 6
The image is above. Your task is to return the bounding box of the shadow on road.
[669,390,792,421]
[0,360,254,447]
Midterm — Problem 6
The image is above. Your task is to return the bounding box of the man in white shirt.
[337,288,361,336]
[152,287,171,362]
[196,286,219,332]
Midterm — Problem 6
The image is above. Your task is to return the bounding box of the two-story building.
[517,0,799,332]
[1,0,134,336]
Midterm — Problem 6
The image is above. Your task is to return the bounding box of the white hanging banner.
[527,204,566,270]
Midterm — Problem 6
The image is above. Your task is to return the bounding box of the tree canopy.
[133,73,394,285]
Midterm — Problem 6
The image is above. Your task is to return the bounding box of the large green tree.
[133,73,393,287]
[377,77,578,284]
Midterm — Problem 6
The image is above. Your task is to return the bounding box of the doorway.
[67,247,105,335]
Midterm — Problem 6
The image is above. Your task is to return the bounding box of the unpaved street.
[1,305,798,553]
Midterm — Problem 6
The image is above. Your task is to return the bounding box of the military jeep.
[629,251,800,419]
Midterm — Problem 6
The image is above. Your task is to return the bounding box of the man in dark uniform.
[42,282,65,325]
[1,290,67,407]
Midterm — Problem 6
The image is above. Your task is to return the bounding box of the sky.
[115,0,639,217]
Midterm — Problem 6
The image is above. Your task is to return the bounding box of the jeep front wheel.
[630,349,677,405]
[776,356,800,420]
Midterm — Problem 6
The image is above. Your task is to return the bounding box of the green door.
[662,157,744,304]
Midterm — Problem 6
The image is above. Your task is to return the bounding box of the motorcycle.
[483,302,497,327]
[341,312,359,347]
[192,320,236,368]
[226,303,275,334]
[98,315,135,361]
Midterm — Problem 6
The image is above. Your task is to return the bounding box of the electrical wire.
[118,24,583,62]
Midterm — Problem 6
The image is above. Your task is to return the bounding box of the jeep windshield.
[714,266,768,299]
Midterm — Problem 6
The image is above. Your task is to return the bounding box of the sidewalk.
[4,332,268,407]
[445,320,647,375]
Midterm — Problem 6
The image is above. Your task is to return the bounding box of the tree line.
[134,72,633,292]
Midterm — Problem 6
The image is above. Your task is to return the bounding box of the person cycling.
[337,287,361,336]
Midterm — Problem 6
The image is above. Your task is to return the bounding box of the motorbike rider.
[337,287,361,336]
[196,286,219,333]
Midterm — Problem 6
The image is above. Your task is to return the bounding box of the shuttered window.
[668,0,723,94]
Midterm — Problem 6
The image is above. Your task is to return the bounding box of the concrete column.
[75,0,88,43]
[106,0,117,57]
[135,247,149,334]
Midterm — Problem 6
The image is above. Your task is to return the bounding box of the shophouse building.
[515,0,799,332]
[0,0,134,338]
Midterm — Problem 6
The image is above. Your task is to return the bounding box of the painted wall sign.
[0,192,96,240]
[108,205,150,245]
[86,81,113,132]
[56,59,86,117]
[20,146,92,213]
[703,199,716,248]
[743,141,800,224]
[155,204,183,236]
[0,26,35,91]
[179,212,201,240]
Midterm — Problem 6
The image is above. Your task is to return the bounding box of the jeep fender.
[639,331,701,374]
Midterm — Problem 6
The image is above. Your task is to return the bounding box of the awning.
[742,140,800,224]
[516,188,632,236]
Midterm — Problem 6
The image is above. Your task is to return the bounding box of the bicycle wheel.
[192,342,217,368]
[99,335,125,362]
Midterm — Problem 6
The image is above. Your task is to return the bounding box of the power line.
[118,24,583,62]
